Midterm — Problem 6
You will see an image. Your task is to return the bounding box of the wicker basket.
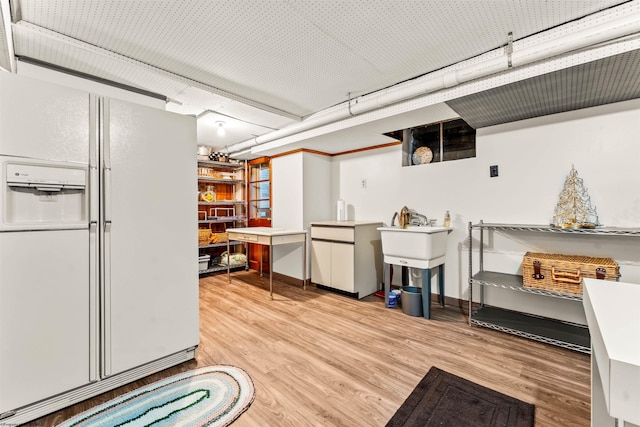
[522,252,619,295]
[211,232,228,244]
[198,228,211,245]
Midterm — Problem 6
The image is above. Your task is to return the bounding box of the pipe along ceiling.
[224,9,640,156]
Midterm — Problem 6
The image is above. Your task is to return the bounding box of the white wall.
[331,99,640,324]
[272,153,304,229]
[272,152,331,279]
[302,153,333,225]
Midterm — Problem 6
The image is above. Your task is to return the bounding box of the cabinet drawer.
[311,226,354,243]
[272,233,306,245]
[228,232,258,242]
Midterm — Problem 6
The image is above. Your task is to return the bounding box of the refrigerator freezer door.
[0,73,89,162]
[101,99,198,377]
[0,230,90,413]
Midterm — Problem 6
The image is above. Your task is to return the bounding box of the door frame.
[247,157,271,272]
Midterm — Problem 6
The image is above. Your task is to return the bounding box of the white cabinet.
[310,239,355,293]
[310,240,331,285]
[310,221,382,299]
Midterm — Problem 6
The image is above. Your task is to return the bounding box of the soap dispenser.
[444,211,451,227]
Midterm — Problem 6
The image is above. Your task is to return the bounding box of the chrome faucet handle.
[410,212,428,226]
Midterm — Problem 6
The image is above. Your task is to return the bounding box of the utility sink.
[377,226,452,269]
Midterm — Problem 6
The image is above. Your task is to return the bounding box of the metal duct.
[446,48,640,129]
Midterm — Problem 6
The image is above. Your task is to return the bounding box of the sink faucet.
[410,212,428,226]
[392,210,428,226]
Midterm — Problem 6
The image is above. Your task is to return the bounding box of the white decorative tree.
[553,165,599,228]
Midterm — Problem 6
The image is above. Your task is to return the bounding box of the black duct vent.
[446,49,640,129]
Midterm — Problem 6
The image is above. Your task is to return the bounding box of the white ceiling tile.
[8,0,639,157]
[165,101,203,117]
[197,110,275,149]
[175,86,298,129]
[14,0,629,117]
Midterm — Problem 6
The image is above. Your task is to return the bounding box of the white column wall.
[272,151,331,280]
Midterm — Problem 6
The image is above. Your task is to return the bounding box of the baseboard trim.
[271,272,308,288]
[269,273,469,314]
[315,284,359,299]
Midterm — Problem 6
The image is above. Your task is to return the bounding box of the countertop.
[584,278,640,366]
[226,227,307,236]
[310,220,383,227]
[584,278,640,425]
[377,226,452,233]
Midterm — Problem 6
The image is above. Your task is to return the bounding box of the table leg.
[303,234,307,290]
[260,244,264,278]
[384,263,391,307]
[422,268,432,319]
[226,240,230,283]
[269,241,273,300]
[591,350,616,427]
[439,264,445,307]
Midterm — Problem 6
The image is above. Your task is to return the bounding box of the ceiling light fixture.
[215,121,226,136]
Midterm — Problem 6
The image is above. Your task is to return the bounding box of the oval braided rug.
[57,365,255,427]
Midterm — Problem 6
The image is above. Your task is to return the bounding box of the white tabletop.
[378,226,452,234]
[584,278,640,425]
[310,221,382,227]
[584,279,640,365]
[226,227,307,237]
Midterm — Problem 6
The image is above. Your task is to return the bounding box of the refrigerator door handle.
[101,217,112,378]
[99,96,113,378]
[90,167,99,225]
[89,221,99,382]
[103,167,112,225]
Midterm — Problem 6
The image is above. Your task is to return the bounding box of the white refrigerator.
[0,73,199,425]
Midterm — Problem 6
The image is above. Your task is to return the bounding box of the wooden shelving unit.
[197,160,247,274]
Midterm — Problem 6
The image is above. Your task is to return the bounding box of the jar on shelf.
[201,185,216,202]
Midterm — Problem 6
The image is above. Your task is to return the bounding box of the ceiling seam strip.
[12,20,302,122]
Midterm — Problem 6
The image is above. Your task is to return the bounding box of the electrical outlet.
[361,178,367,188]
[490,165,499,177]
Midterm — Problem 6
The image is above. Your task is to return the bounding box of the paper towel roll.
[337,199,346,221]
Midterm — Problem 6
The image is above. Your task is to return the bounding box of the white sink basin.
[377,226,451,268]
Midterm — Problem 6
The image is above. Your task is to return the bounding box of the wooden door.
[247,157,271,272]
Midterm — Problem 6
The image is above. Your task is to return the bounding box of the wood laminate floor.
[33,272,590,426]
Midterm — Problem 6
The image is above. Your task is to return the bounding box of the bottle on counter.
[336,198,346,221]
[444,210,451,227]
